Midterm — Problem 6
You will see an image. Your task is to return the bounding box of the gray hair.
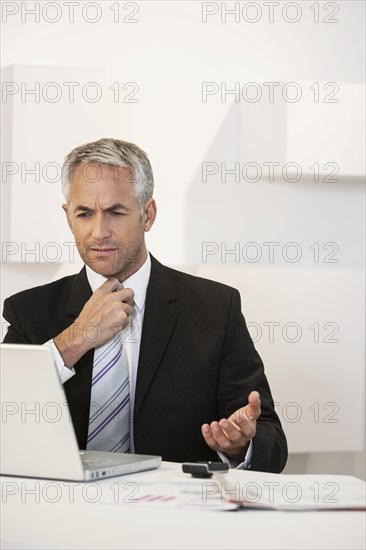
[61,138,154,210]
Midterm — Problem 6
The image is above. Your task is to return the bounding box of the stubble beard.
[81,234,146,281]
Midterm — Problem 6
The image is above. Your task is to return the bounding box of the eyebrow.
[75,203,130,212]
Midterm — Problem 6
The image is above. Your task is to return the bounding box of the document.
[102,474,238,511]
[214,470,366,511]
[101,466,365,512]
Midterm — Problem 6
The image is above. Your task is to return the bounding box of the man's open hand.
[201,391,261,463]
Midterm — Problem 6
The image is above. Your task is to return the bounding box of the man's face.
[63,163,156,281]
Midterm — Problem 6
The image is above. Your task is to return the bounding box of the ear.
[62,203,74,234]
[143,198,157,232]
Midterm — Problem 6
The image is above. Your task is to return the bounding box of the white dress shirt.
[45,254,252,467]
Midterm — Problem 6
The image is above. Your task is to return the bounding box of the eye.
[110,211,125,216]
[76,212,92,218]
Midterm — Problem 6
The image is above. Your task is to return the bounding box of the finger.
[96,278,122,294]
[202,421,249,455]
[208,421,236,451]
[230,408,255,430]
[120,303,134,318]
[247,391,261,420]
[201,423,220,451]
[117,287,134,304]
[218,418,245,445]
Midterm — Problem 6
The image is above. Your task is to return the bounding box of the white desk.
[1,462,365,550]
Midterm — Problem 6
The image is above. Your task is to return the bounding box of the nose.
[91,213,112,241]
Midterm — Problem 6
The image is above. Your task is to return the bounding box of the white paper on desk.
[101,475,238,511]
[214,471,366,511]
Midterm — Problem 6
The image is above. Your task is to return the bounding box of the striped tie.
[86,332,130,453]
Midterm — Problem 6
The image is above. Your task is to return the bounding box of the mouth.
[89,248,118,256]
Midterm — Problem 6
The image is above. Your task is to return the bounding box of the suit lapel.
[134,255,178,415]
[65,266,93,317]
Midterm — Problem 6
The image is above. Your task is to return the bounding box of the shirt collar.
[85,253,151,313]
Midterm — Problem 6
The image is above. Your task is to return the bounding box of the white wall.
[1,1,365,478]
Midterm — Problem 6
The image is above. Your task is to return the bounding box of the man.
[3,138,287,471]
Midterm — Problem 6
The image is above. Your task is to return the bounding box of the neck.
[117,250,148,283]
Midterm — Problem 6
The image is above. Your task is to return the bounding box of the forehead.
[69,163,135,201]
[71,163,133,185]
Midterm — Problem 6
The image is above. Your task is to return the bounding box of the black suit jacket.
[3,254,287,471]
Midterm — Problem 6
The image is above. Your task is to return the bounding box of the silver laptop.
[0,344,161,481]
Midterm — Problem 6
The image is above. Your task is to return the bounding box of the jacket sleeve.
[217,288,288,473]
[2,293,59,345]
[2,297,33,344]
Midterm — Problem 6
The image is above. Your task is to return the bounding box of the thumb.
[247,391,261,421]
